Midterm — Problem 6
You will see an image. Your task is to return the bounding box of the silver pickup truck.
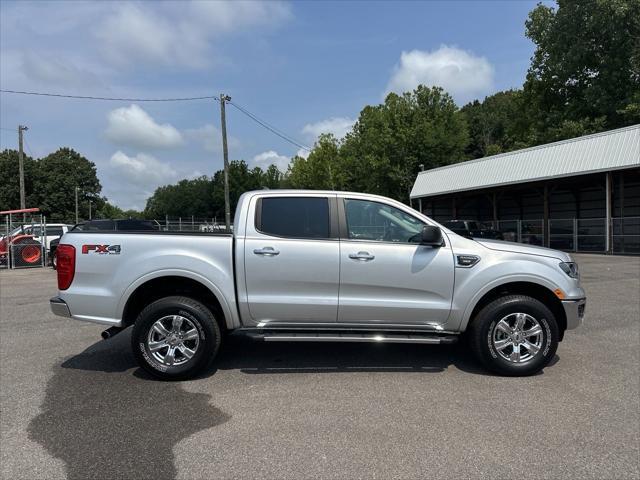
[50,190,585,379]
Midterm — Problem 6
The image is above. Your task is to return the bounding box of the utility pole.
[219,94,232,231]
[89,200,92,220]
[75,186,79,224]
[18,125,28,219]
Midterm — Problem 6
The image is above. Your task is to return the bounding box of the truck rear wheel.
[132,296,221,380]
[468,295,559,376]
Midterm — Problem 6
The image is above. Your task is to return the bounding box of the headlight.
[559,261,579,279]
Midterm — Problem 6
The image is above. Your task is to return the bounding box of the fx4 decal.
[82,244,121,255]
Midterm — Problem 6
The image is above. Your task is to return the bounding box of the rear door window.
[258,197,330,239]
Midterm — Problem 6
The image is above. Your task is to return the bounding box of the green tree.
[461,90,532,159]
[94,201,143,219]
[145,176,216,219]
[340,85,468,202]
[144,161,285,221]
[0,149,37,211]
[0,148,101,222]
[263,164,284,189]
[285,134,343,190]
[212,160,265,219]
[94,201,126,220]
[32,148,102,222]
[524,0,640,142]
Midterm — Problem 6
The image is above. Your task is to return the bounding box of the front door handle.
[349,251,375,261]
[254,247,280,256]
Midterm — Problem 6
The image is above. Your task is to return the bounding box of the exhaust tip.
[101,326,123,340]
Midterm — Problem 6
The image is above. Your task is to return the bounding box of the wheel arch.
[463,281,567,340]
[120,274,233,332]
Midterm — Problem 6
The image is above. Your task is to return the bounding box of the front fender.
[450,253,580,332]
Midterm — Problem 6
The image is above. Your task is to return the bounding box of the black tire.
[51,249,57,270]
[468,295,559,376]
[132,296,221,380]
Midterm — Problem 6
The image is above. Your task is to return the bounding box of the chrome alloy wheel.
[492,313,544,363]
[147,315,200,366]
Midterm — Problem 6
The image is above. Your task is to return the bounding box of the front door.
[244,195,340,324]
[338,198,455,326]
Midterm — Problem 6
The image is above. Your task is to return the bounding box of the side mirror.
[421,225,443,247]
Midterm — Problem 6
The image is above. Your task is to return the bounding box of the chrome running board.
[241,331,458,345]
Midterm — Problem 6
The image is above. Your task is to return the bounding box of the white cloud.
[96,4,199,68]
[252,150,291,172]
[104,151,204,210]
[109,151,178,187]
[185,124,240,153]
[385,45,494,104]
[20,51,103,88]
[95,2,291,68]
[105,104,183,150]
[296,148,310,160]
[302,117,355,141]
[190,1,292,33]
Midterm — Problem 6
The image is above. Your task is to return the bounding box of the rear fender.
[118,269,239,330]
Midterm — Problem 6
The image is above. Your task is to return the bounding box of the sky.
[0,0,544,210]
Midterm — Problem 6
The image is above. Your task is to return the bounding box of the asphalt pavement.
[1,254,638,479]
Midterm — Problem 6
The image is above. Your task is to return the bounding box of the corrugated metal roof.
[411,124,640,199]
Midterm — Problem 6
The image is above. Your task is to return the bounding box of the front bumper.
[50,296,71,318]
[562,298,586,330]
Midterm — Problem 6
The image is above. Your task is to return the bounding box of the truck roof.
[241,189,411,203]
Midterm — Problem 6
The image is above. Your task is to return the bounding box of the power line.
[23,137,35,158]
[228,100,311,152]
[0,89,219,102]
[1,88,314,152]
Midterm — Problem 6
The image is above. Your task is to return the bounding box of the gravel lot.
[1,254,639,480]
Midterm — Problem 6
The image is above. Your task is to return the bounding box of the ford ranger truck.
[50,190,585,380]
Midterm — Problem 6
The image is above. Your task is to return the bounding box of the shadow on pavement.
[212,334,558,376]
[27,330,231,480]
[213,334,496,376]
[29,329,559,479]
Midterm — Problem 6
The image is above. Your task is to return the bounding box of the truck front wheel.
[132,296,221,380]
[468,295,559,376]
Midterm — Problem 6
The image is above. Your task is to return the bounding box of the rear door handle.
[349,251,375,261]
[253,247,280,256]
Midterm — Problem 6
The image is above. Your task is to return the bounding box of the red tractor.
[0,208,45,267]
[0,226,44,266]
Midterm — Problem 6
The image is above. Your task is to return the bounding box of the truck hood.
[475,238,571,261]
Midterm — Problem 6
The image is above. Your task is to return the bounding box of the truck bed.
[57,231,237,327]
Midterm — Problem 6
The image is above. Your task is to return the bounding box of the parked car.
[442,220,504,240]
[50,190,585,380]
[72,219,161,232]
[1,223,72,267]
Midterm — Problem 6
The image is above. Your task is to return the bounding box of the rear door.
[243,194,340,324]
[337,197,455,326]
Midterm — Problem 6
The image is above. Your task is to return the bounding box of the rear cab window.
[46,227,64,237]
[256,197,330,239]
[73,220,116,231]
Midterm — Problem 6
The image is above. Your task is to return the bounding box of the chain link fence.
[489,217,639,254]
[157,216,229,232]
[1,213,48,269]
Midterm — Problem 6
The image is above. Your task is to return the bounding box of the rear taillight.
[57,244,75,290]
